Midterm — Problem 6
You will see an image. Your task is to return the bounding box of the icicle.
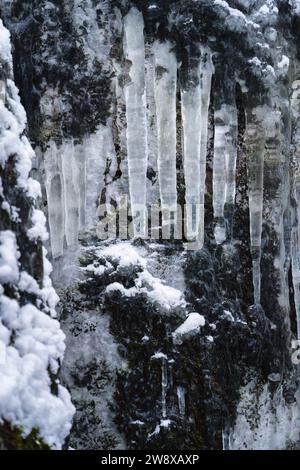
[213,104,228,244]
[154,41,177,231]
[199,48,214,247]
[161,357,168,419]
[44,142,65,258]
[181,49,202,240]
[245,110,265,305]
[177,386,185,418]
[85,126,108,228]
[74,145,86,229]
[61,140,80,248]
[291,81,300,337]
[291,226,300,336]
[123,8,148,237]
[0,80,5,102]
[213,64,237,244]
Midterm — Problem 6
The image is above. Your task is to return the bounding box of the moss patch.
[0,421,50,450]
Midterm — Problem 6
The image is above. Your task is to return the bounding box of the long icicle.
[245,109,265,305]
[291,80,300,337]
[153,40,177,235]
[199,48,214,247]
[181,46,202,241]
[213,63,237,244]
[123,7,148,237]
[61,139,80,248]
[44,142,65,258]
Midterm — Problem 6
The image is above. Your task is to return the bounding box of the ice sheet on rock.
[72,0,112,69]
[153,41,177,227]
[229,379,300,449]
[123,8,148,237]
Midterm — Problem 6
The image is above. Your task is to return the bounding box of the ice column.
[74,144,86,229]
[292,226,300,336]
[291,80,300,336]
[161,357,168,419]
[0,80,5,102]
[213,67,237,244]
[263,101,289,315]
[44,142,65,258]
[85,126,108,228]
[245,109,265,305]
[181,50,202,240]
[199,48,214,247]
[177,386,185,418]
[154,41,177,232]
[61,140,80,247]
[123,8,148,237]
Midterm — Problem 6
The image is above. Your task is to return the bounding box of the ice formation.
[181,50,202,240]
[154,41,178,231]
[123,8,148,237]
[3,0,300,451]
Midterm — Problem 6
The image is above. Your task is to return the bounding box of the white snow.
[0,231,19,284]
[0,20,12,66]
[0,21,74,448]
[99,242,146,268]
[151,352,168,360]
[95,242,186,311]
[173,312,205,338]
[0,234,74,448]
[27,209,49,242]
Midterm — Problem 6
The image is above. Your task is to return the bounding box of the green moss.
[0,421,50,450]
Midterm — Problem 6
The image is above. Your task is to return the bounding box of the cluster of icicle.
[123,8,264,304]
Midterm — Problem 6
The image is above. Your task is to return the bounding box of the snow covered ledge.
[0,19,74,449]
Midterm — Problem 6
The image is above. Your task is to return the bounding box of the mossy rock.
[0,421,50,450]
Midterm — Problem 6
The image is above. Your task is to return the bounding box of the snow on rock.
[0,20,74,448]
[0,232,74,448]
[0,19,12,66]
[27,209,49,242]
[173,312,205,341]
[0,231,19,284]
[99,242,147,269]
[88,242,186,312]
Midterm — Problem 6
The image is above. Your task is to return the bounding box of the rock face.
[1,0,300,450]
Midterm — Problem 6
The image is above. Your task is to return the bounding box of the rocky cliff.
[1,0,300,450]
